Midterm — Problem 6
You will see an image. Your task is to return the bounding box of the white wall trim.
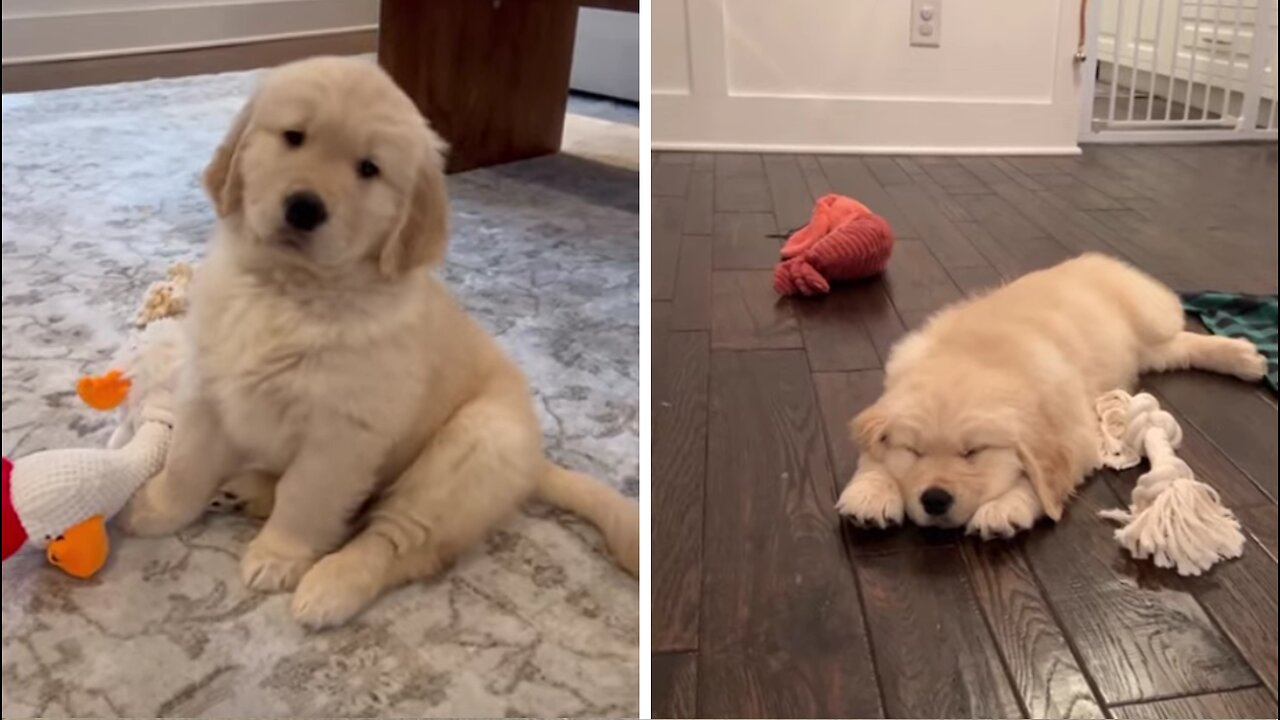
[650,141,1084,155]
[1,0,379,65]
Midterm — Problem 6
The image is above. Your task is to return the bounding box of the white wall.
[1,0,379,63]
[653,0,1086,154]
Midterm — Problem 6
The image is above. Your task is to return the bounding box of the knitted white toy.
[1094,389,1245,576]
[2,317,184,578]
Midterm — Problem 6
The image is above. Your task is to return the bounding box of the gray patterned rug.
[1,68,638,717]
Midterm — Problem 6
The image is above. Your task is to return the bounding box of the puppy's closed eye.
[962,446,991,460]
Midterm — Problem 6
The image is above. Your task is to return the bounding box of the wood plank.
[683,169,714,235]
[795,290,883,372]
[656,152,695,165]
[1184,537,1279,698]
[670,236,712,331]
[699,351,882,718]
[652,195,685,300]
[863,156,913,187]
[712,212,780,270]
[714,154,773,212]
[710,271,802,350]
[857,547,1024,719]
[819,156,920,238]
[852,280,911,364]
[919,157,991,195]
[1239,504,1278,562]
[957,158,1127,260]
[952,193,1073,276]
[961,541,1106,719]
[652,652,698,719]
[1110,686,1278,719]
[1146,372,1278,503]
[881,239,964,314]
[885,182,988,269]
[764,155,818,232]
[654,158,693,197]
[653,300,672,379]
[653,332,709,652]
[1022,477,1257,705]
[948,264,1005,296]
[797,155,835,198]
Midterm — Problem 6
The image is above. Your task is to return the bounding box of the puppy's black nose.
[284,191,327,232]
[920,487,953,516]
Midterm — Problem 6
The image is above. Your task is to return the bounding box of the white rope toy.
[1094,389,1244,576]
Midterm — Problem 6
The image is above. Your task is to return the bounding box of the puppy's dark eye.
[283,130,305,147]
[357,159,380,179]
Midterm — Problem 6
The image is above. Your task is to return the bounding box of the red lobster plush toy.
[773,194,894,296]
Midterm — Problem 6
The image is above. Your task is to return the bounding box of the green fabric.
[1181,291,1278,391]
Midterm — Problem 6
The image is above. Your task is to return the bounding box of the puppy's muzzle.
[284,191,328,233]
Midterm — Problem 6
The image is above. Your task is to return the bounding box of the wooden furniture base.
[378,0,638,174]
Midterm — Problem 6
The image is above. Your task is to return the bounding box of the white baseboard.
[1,0,379,65]
[650,141,1083,155]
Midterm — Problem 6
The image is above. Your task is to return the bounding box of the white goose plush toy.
[2,316,184,578]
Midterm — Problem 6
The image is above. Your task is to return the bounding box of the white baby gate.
[1079,0,1280,142]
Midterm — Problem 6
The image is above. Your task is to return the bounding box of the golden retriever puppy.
[118,56,638,627]
[837,254,1265,538]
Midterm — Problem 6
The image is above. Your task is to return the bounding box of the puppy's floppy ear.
[850,402,889,453]
[203,95,257,218]
[380,130,450,277]
[1015,414,1078,522]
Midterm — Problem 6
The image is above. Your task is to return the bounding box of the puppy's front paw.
[241,533,317,593]
[836,474,904,528]
[967,488,1041,540]
[117,472,204,537]
[291,551,385,629]
[1224,339,1267,382]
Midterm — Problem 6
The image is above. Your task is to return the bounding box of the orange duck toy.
[773,194,894,297]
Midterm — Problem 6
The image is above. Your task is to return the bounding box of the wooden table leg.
[378,0,580,174]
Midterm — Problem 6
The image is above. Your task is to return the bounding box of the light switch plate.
[910,0,941,47]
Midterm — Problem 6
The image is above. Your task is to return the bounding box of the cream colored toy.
[1095,389,1245,576]
[2,270,189,579]
[133,261,192,327]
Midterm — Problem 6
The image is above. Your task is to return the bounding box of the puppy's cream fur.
[119,57,638,627]
[837,254,1266,538]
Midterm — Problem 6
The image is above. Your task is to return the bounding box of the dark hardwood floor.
[651,145,1279,719]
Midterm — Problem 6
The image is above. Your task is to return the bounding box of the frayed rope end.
[1101,477,1245,576]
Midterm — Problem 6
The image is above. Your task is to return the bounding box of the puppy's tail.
[539,461,639,577]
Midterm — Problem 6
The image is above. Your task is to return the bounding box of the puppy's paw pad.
[291,554,381,629]
[241,541,315,593]
[207,490,245,514]
[836,479,904,529]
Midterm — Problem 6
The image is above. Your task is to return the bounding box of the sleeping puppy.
[837,254,1265,538]
[118,56,638,627]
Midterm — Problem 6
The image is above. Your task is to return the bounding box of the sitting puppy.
[837,254,1265,538]
[119,57,638,627]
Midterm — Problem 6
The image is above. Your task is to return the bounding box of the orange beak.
[46,515,109,579]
